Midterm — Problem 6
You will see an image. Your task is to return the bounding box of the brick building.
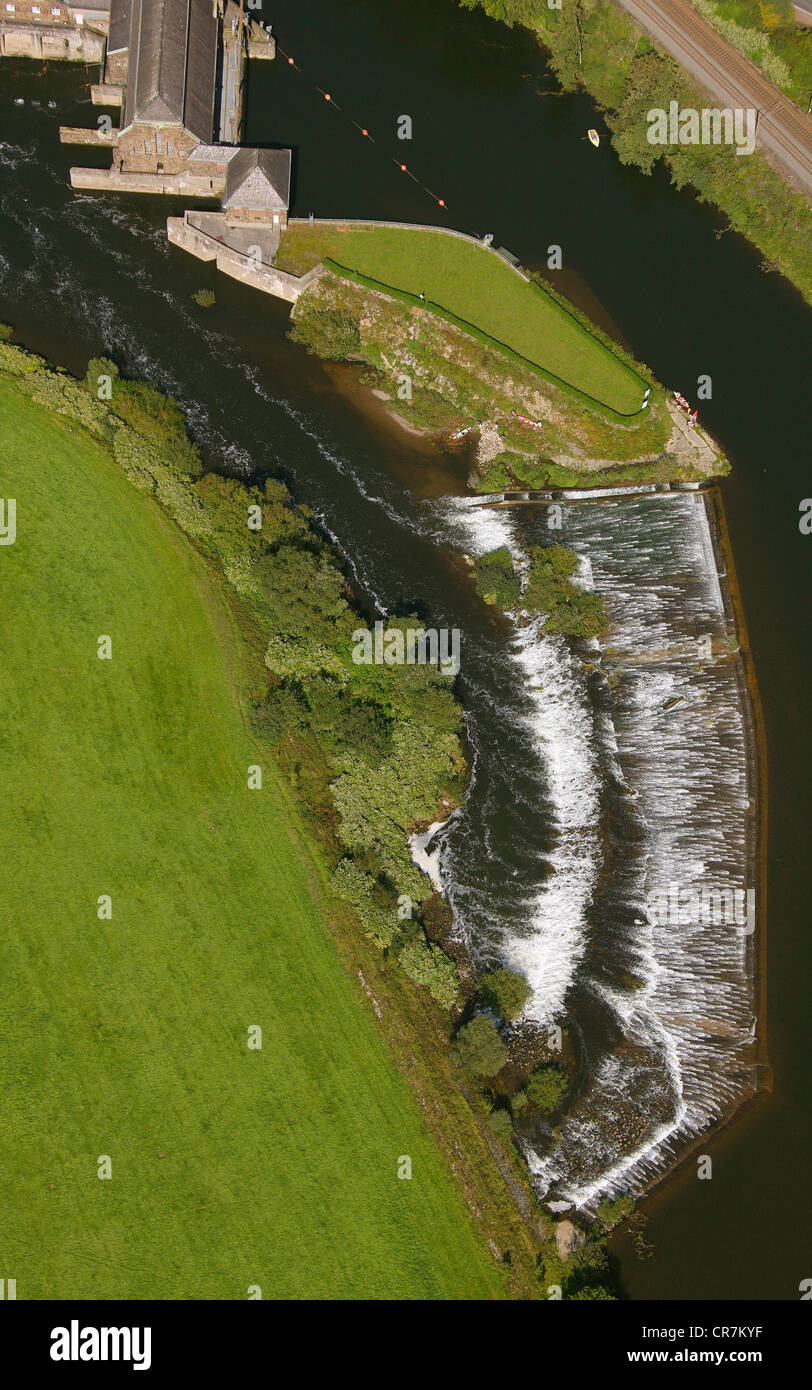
[109,0,219,174]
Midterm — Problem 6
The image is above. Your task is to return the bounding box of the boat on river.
[588,129,600,147]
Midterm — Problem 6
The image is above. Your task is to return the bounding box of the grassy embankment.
[276,224,717,487]
[457,0,812,307]
[0,374,514,1300]
[276,223,646,416]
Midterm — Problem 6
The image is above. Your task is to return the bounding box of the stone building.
[222,147,291,228]
[61,0,292,238]
[109,0,219,174]
[0,0,109,59]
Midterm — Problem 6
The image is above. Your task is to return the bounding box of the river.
[0,0,810,1300]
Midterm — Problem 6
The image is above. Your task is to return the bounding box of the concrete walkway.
[616,0,812,194]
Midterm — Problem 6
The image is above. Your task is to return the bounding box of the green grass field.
[276,223,645,414]
[0,378,505,1300]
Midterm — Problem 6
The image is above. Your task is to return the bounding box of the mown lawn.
[276,223,645,413]
[0,379,505,1300]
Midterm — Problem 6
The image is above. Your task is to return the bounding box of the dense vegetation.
[691,0,812,106]
[524,544,610,637]
[0,333,468,1013]
[0,368,509,1299]
[474,547,523,607]
[474,542,610,638]
[290,271,687,479]
[0,328,624,1297]
[277,223,648,414]
[458,0,812,304]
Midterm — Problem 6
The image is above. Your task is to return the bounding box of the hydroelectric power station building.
[54,0,292,239]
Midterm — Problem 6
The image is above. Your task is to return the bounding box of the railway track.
[618,0,812,193]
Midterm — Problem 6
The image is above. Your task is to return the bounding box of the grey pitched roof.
[108,0,131,54]
[122,0,218,142]
[186,142,242,166]
[223,149,291,212]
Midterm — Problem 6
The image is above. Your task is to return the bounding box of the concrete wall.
[0,20,105,58]
[168,214,320,304]
[60,123,116,144]
[71,167,225,196]
[226,208,288,227]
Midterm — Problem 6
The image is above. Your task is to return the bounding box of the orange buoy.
[362,128,368,136]
[400,163,407,171]
[324,93,331,101]
[288,56,294,64]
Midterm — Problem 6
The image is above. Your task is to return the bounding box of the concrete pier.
[60,126,117,147]
[218,4,247,145]
[71,168,224,196]
[168,211,320,302]
[91,82,124,106]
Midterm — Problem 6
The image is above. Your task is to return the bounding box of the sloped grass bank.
[276,222,648,416]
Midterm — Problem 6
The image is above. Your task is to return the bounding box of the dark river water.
[1,0,810,1300]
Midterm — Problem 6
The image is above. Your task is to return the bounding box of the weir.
[439,488,763,1208]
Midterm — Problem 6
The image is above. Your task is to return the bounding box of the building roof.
[107,0,130,53]
[186,142,242,166]
[121,0,218,142]
[223,148,291,212]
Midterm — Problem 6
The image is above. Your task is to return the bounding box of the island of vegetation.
[475,544,611,638]
[275,222,729,490]
[0,326,625,1299]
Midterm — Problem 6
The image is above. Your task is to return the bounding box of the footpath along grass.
[275,222,645,414]
[0,379,506,1300]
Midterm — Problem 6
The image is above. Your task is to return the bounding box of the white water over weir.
[441,490,759,1209]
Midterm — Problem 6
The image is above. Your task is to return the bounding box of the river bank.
[458,0,812,305]
[2,19,809,1294]
[289,258,725,484]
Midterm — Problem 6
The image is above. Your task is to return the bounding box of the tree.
[455,1014,509,1076]
[479,967,532,1020]
[527,1063,568,1112]
[474,548,521,609]
[398,938,460,1010]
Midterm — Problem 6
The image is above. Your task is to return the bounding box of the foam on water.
[439,493,756,1206]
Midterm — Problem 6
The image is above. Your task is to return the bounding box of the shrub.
[597,1194,634,1229]
[289,303,361,360]
[398,938,460,1010]
[192,288,216,307]
[110,379,203,477]
[474,548,521,609]
[527,1063,568,1112]
[479,967,532,1021]
[488,1106,513,1137]
[251,686,307,744]
[85,356,119,400]
[455,1014,509,1077]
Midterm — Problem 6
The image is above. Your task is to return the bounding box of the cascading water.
[435,491,757,1208]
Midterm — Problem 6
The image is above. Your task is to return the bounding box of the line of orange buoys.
[277,44,448,211]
